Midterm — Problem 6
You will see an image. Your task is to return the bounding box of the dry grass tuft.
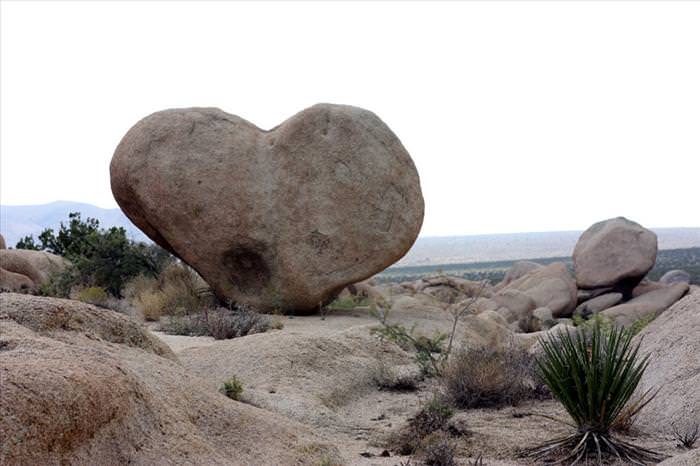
[440,344,539,409]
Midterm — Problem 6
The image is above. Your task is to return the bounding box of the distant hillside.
[2,203,698,265]
[395,228,700,267]
[378,247,700,286]
[0,201,149,246]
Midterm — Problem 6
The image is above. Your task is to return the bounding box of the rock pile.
[110,104,424,313]
[377,217,690,335]
[572,217,688,326]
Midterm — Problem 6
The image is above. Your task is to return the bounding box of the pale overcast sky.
[1,1,699,236]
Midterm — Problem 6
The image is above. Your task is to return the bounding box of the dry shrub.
[418,432,457,466]
[124,263,212,319]
[138,290,168,321]
[390,397,454,455]
[206,306,271,339]
[440,344,537,409]
[159,313,209,336]
[372,360,420,391]
[122,274,157,302]
[74,286,108,306]
[159,306,271,340]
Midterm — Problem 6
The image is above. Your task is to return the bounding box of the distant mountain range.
[0,201,149,246]
[2,201,698,266]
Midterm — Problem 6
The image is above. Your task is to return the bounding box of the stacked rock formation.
[380,216,691,334]
[110,104,424,312]
[572,217,688,326]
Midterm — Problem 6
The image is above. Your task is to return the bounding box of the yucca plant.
[528,322,665,465]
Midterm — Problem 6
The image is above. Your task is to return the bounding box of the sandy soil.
[153,308,685,466]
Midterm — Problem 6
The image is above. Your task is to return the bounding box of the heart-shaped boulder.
[111,104,424,312]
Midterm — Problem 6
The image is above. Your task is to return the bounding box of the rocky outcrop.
[496,261,542,289]
[0,294,336,465]
[491,289,536,331]
[573,217,657,291]
[601,282,689,327]
[501,262,577,318]
[633,286,699,436]
[0,233,6,249]
[0,268,35,292]
[0,249,67,292]
[110,104,424,313]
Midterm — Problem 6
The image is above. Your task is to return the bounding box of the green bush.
[528,322,665,464]
[371,322,447,377]
[23,212,173,297]
[221,376,244,400]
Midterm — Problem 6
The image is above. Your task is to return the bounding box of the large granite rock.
[573,217,657,291]
[0,233,6,249]
[633,286,699,436]
[601,282,689,327]
[111,104,424,312]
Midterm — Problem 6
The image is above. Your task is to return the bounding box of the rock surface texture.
[0,249,67,292]
[111,104,424,312]
[501,262,577,317]
[634,286,699,436]
[601,282,689,327]
[573,217,657,291]
[0,293,336,465]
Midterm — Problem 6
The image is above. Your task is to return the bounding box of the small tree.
[20,212,173,297]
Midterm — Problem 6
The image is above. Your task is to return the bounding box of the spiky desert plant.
[528,322,665,465]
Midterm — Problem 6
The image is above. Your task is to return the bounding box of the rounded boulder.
[573,217,657,290]
[111,104,424,312]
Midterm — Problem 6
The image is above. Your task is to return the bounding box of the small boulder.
[574,292,623,318]
[502,263,577,317]
[531,307,555,331]
[576,287,615,304]
[0,249,67,285]
[0,268,35,292]
[497,261,542,289]
[601,282,689,327]
[573,217,657,291]
[659,269,691,285]
[631,279,668,298]
[492,289,536,331]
